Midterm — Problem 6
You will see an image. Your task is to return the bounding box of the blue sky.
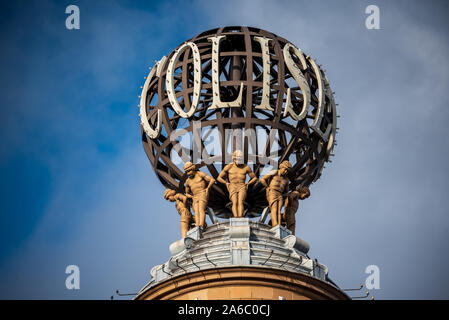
[0,0,448,299]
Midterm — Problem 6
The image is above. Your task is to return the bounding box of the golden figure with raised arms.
[183,162,215,229]
[283,187,310,235]
[163,188,194,238]
[217,150,258,218]
[260,160,292,227]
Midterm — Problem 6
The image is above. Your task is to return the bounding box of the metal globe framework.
[139,26,337,217]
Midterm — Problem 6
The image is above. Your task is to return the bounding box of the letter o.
[166,42,202,118]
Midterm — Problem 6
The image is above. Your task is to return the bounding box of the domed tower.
[136,26,347,300]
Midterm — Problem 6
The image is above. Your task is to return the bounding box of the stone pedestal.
[137,220,344,300]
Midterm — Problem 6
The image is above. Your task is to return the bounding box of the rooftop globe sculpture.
[139,26,337,220]
[135,26,348,301]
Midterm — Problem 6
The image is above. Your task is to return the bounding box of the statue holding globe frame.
[217,150,258,218]
[141,26,337,237]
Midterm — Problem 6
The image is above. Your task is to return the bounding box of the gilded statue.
[260,160,292,227]
[283,187,310,235]
[163,188,194,238]
[183,162,215,229]
[217,150,257,217]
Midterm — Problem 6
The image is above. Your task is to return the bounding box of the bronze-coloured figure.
[163,188,194,238]
[141,27,338,217]
[184,162,215,229]
[217,150,258,218]
[260,160,292,227]
[283,187,310,235]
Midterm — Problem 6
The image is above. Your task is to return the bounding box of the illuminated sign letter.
[166,42,202,118]
[207,35,243,109]
[282,43,310,121]
[254,36,273,111]
[139,57,166,139]
[308,57,331,142]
